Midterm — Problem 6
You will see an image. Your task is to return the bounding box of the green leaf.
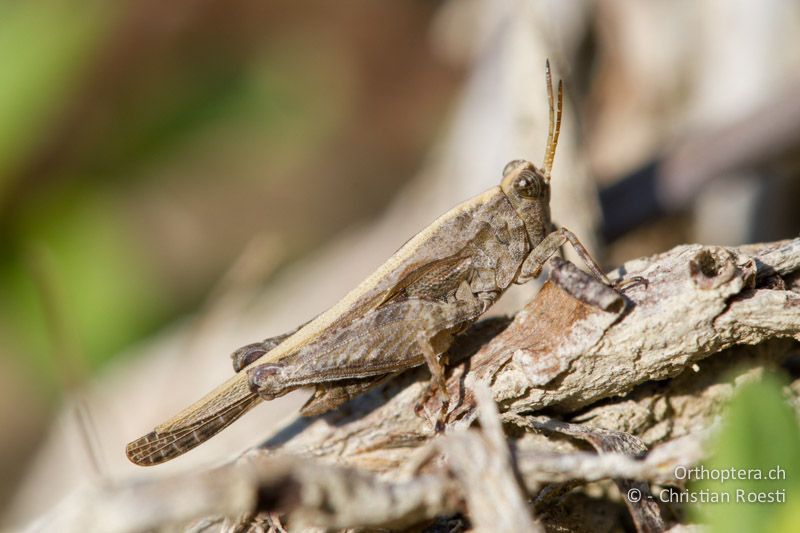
[691,372,800,533]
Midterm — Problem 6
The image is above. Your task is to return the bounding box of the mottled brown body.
[127,63,614,466]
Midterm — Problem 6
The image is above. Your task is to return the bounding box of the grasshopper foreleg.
[517,227,612,285]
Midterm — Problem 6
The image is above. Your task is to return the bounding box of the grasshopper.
[127,62,624,466]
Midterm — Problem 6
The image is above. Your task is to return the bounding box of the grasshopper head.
[500,160,552,244]
[499,60,562,246]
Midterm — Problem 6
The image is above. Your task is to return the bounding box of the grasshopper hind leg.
[247,294,487,429]
[415,285,497,432]
[415,331,452,433]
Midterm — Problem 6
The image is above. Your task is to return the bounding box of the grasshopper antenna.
[543,59,563,182]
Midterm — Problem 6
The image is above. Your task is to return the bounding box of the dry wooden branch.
[27,238,800,532]
[31,394,713,533]
[263,239,800,462]
[30,406,714,532]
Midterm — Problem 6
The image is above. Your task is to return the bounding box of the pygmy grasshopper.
[127,62,624,466]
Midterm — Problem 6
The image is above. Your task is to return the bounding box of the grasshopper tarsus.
[436,395,450,433]
[615,275,648,292]
[413,390,449,433]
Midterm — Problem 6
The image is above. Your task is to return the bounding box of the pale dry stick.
[512,432,711,490]
[435,383,543,532]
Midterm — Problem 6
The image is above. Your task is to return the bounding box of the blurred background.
[0,0,462,518]
[2,0,800,528]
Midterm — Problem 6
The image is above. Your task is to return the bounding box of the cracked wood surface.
[27,238,800,532]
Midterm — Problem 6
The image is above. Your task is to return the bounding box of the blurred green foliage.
[0,0,455,515]
[0,0,340,392]
[0,46,340,391]
[5,191,164,390]
[692,372,800,533]
[0,0,108,198]
[0,0,449,401]
[0,0,112,393]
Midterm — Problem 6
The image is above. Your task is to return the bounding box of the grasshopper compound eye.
[514,170,544,198]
